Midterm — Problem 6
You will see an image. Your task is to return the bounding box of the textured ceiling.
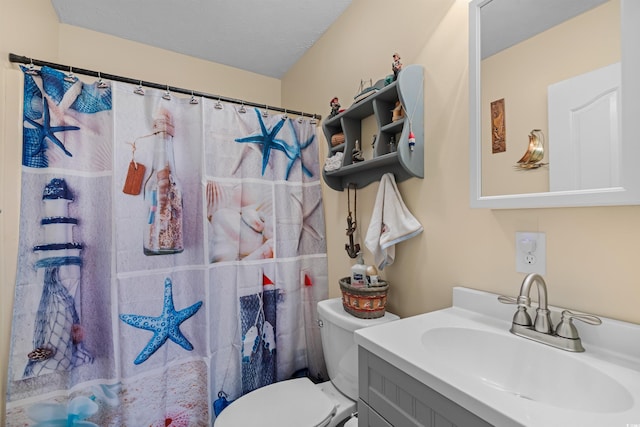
[50,0,352,79]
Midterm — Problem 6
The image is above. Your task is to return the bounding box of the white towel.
[365,173,423,270]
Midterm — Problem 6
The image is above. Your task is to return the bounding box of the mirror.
[469,0,640,208]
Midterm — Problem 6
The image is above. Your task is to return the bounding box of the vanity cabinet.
[322,65,424,191]
[358,348,492,427]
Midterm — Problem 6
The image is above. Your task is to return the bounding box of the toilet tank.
[317,298,399,400]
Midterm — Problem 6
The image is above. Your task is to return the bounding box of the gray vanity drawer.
[358,347,493,427]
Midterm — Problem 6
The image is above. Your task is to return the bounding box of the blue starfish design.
[283,119,315,180]
[120,277,203,365]
[24,98,79,157]
[235,108,291,175]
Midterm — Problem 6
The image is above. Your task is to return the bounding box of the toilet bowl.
[214,297,398,426]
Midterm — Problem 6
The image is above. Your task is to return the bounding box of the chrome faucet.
[498,273,601,352]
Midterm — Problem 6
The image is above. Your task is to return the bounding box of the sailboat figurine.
[516,129,547,169]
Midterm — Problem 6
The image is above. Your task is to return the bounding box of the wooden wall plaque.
[491,98,506,153]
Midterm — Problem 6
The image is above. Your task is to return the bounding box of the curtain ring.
[162,85,171,101]
[25,58,40,76]
[190,90,199,105]
[64,66,77,83]
[97,71,109,89]
[134,81,145,96]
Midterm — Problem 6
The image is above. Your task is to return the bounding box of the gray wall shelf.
[322,64,424,191]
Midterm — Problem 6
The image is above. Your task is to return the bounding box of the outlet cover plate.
[516,232,546,274]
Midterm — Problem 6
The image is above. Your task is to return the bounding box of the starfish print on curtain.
[119,277,203,365]
[283,119,314,180]
[234,108,315,180]
[21,66,113,170]
[24,97,79,158]
[234,108,289,176]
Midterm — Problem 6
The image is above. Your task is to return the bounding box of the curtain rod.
[8,53,322,121]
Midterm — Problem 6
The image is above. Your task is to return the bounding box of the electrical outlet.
[516,232,546,274]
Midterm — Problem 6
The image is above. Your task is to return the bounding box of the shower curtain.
[6,66,328,426]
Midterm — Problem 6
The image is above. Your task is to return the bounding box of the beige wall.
[2,0,640,422]
[284,0,640,322]
[481,0,620,196]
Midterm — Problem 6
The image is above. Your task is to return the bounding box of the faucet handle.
[555,310,602,339]
[497,295,531,306]
[497,295,517,304]
[498,295,532,326]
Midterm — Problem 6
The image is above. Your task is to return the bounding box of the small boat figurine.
[516,129,547,169]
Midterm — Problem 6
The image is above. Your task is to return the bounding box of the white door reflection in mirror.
[548,62,621,192]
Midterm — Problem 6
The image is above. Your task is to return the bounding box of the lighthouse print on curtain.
[6,66,327,426]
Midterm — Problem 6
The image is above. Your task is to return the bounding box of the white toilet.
[214,297,399,427]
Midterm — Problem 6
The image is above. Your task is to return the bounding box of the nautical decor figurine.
[408,131,416,152]
[352,139,364,163]
[515,129,547,169]
[329,97,341,118]
[392,53,403,81]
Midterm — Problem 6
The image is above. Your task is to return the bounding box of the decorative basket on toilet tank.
[339,277,389,319]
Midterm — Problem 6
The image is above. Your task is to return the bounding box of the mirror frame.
[469,0,640,208]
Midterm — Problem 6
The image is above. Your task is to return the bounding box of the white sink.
[421,327,633,413]
[354,287,640,427]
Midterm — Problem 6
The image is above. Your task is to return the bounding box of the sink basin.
[355,287,640,426]
[421,327,634,413]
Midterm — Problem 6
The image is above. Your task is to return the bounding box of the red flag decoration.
[304,274,313,287]
[262,274,274,287]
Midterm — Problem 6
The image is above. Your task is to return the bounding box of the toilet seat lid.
[215,378,337,427]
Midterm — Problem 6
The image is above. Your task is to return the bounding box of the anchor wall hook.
[345,214,360,258]
[345,184,360,259]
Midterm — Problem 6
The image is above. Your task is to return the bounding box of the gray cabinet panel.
[359,399,393,427]
[358,347,493,427]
